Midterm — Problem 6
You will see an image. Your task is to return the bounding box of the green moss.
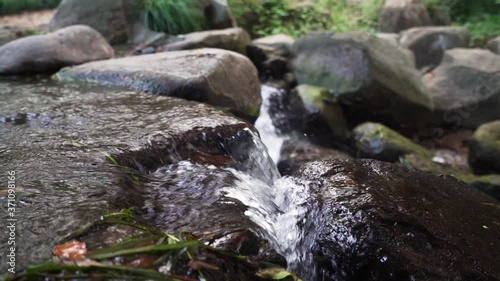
[355,122,434,159]
[0,0,61,16]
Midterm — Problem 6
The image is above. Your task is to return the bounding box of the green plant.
[0,0,61,16]
[140,0,206,35]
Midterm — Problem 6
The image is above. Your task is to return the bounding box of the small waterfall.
[222,169,319,280]
[254,85,289,164]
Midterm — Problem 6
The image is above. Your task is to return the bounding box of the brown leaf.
[53,241,87,261]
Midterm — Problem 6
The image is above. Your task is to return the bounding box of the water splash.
[222,169,318,280]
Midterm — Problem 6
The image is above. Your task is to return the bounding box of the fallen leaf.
[53,241,87,261]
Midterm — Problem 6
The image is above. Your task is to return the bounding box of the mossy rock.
[401,154,500,200]
[468,120,500,175]
[353,122,433,162]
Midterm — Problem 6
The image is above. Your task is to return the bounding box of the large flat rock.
[0,78,267,273]
[55,48,262,118]
[289,159,500,280]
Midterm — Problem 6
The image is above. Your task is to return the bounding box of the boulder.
[247,34,295,78]
[49,0,130,44]
[379,0,432,33]
[267,84,350,143]
[400,26,470,70]
[292,32,433,131]
[288,159,500,280]
[55,48,261,118]
[205,0,237,29]
[487,36,500,54]
[468,120,500,175]
[161,27,250,54]
[353,122,433,162]
[401,153,500,200]
[423,48,500,128]
[0,25,114,75]
[0,79,274,273]
[277,139,352,175]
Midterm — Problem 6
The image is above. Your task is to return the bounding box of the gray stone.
[289,159,500,280]
[353,122,433,162]
[161,27,250,54]
[205,0,237,29]
[0,25,114,75]
[379,0,432,33]
[293,32,433,130]
[400,26,470,70]
[49,0,130,44]
[55,48,261,118]
[423,48,500,128]
[468,120,500,175]
[487,36,500,54]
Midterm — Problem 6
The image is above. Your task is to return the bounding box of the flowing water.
[254,85,289,163]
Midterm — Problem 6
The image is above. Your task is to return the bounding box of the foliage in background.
[229,0,498,43]
[0,0,60,16]
[140,0,206,35]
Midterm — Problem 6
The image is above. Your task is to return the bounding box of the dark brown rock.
[290,159,500,280]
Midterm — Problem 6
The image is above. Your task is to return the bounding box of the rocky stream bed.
[1,1,500,280]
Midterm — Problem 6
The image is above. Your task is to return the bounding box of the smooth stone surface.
[292,32,433,131]
[424,48,500,128]
[400,26,470,70]
[379,0,431,33]
[161,27,251,55]
[0,78,262,273]
[55,48,261,117]
[0,25,114,75]
[468,120,500,175]
[291,159,500,280]
[205,0,237,29]
[49,0,129,44]
[353,122,433,162]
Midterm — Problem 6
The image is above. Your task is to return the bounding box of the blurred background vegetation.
[0,0,498,43]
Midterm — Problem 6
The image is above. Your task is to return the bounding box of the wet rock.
[292,159,500,280]
[0,25,114,75]
[267,84,350,144]
[277,139,352,175]
[0,79,263,273]
[487,36,500,54]
[423,48,500,128]
[401,153,500,200]
[247,34,295,79]
[55,48,261,118]
[379,0,431,33]
[399,26,470,70]
[161,28,251,55]
[204,0,237,29]
[292,32,433,131]
[353,122,433,162]
[468,120,500,175]
[49,0,130,44]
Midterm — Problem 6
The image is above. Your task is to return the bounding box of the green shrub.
[140,0,206,35]
[0,0,61,16]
